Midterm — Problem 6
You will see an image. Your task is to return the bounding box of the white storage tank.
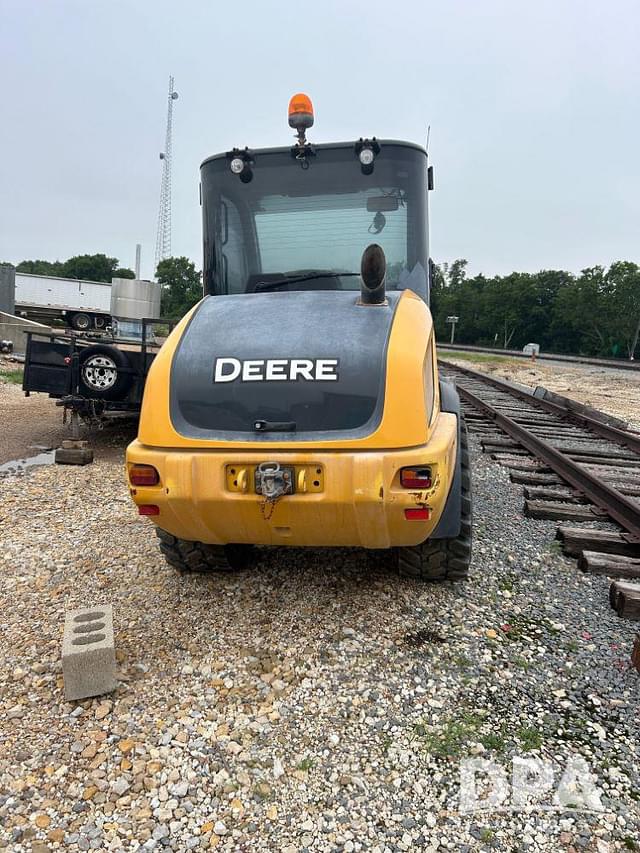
[110,278,161,341]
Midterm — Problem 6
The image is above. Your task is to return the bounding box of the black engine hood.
[169,291,399,441]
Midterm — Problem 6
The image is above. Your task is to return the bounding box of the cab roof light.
[355,137,380,175]
[129,464,160,487]
[226,147,254,183]
[400,467,432,489]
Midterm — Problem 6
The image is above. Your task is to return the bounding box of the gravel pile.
[1,436,639,852]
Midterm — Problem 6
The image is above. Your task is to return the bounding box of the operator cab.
[200,97,431,302]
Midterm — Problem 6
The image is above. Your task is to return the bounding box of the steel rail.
[458,384,640,540]
[437,343,640,372]
[439,359,640,456]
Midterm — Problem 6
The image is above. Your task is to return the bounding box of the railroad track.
[439,359,640,632]
[438,342,640,371]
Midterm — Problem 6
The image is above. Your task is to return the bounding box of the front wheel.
[396,419,473,582]
[156,529,254,573]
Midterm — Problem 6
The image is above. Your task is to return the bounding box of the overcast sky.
[1,0,638,280]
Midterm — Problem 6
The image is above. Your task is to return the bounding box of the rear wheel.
[397,419,472,582]
[156,529,254,573]
[70,312,92,331]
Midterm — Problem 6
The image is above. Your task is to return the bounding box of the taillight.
[129,464,160,486]
[405,508,430,521]
[400,467,432,489]
[138,505,160,516]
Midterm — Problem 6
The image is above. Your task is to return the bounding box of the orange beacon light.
[288,93,314,146]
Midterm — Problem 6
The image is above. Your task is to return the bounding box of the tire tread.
[155,529,252,573]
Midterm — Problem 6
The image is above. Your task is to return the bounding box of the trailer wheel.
[155,529,254,573]
[70,312,92,331]
[397,420,472,582]
[78,344,132,400]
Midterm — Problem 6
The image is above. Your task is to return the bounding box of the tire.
[70,312,92,331]
[397,419,473,582]
[156,528,254,573]
[78,344,133,400]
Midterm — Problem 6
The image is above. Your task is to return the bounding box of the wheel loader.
[126,94,472,581]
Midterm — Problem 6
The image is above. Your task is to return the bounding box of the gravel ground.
[440,356,640,430]
[1,430,639,852]
[0,370,68,465]
[0,369,137,468]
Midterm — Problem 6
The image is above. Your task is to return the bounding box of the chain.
[259,495,281,521]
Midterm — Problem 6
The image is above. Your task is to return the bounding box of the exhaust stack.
[359,243,387,305]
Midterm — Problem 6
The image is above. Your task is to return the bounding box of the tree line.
[431,260,640,360]
[15,254,135,282]
[7,253,639,358]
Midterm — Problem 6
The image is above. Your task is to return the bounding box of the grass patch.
[517,726,543,751]
[0,369,23,385]
[415,710,509,758]
[453,654,472,671]
[498,573,518,593]
[296,756,314,772]
[623,836,638,850]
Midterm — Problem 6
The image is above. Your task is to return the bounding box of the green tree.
[551,266,617,356]
[62,253,132,282]
[114,267,136,280]
[605,261,640,359]
[156,256,203,318]
[17,259,64,276]
[17,254,134,282]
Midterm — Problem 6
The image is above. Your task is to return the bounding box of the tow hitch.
[255,462,294,499]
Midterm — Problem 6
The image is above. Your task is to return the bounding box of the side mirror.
[359,243,387,305]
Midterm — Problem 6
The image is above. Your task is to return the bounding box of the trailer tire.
[156,529,254,573]
[70,312,92,331]
[78,344,132,400]
[396,419,472,582]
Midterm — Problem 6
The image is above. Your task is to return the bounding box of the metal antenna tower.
[155,76,179,271]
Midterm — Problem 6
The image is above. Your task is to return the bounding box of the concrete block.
[55,440,94,466]
[0,310,52,356]
[62,605,116,701]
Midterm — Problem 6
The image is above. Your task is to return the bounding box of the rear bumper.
[126,413,457,548]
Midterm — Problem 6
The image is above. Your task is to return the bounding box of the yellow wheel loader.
[127,94,472,581]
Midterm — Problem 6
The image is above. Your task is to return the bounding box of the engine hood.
[169,291,400,441]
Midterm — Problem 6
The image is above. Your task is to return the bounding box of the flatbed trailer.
[22,319,173,423]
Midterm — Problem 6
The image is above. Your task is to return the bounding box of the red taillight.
[129,464,160,486]
[400,467,432,489]
[138,504,160,516]
[405,508,430,521]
